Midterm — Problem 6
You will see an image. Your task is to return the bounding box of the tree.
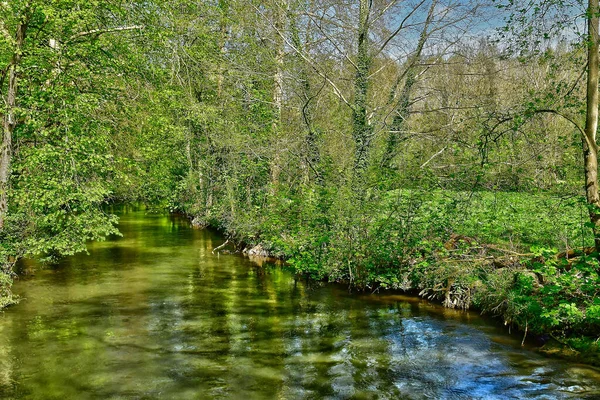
[583,0,600,254]
[0,0,151,305]
[381,0,437,169]
[0,1,31,229]
[352,0,374,173]
[494,0,600,255]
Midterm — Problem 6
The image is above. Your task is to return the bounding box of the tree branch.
[253,4,353,109]
[212,239,231,254]
[306,12,358,71]
[374,0,428,57]
[533,109,587,141]
[68,25,144,42]
[421,146,447,168]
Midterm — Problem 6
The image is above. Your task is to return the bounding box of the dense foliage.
[1,0,600,362]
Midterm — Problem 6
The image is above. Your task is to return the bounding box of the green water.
[1,208,600,399]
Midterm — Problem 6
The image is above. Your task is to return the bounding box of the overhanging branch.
[533,109,588,143]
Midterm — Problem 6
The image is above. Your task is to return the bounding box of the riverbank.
[184,189,600,367]
[235,230,600,366]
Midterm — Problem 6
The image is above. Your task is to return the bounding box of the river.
[0,206,599,399]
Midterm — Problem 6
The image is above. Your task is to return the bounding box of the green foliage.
[0,0,598,367]
[0,0,161,304]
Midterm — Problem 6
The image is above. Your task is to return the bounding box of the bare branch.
[252,4,353,109]
[306,12,358,71]
[68,25,144,42]
[212,239,231,255]
[486,108,588,150]
[370,0,400,25]
[375,0,428,57]
[421,146,447,168]
[534,109,586,141]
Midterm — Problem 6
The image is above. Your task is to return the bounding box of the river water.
[0,207,599,399]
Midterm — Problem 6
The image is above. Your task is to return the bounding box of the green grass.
[387,189,592,251]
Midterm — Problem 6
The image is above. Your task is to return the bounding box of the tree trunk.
[270,0,286,191]
[382,0,436,168]
[584,0,600,255]
[211,0,229,211]
[352,0,373,173]
[0,21,28,230]
[217,0,229,101]
[289,4,321,183]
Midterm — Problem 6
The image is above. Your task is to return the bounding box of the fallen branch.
[557,247,596,259]
[212,239,230,255]
[482,244,533,257]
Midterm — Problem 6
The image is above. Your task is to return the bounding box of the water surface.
[1,207,599,399]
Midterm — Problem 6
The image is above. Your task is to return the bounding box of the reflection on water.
[1,206,599,399]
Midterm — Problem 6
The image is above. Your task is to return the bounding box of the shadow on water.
[1,206,600,399]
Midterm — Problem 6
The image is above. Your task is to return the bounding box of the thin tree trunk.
[289,4,321,183]
[270,0,286,191]
[0,21,28,229]
[382,0,436,168]
[217,0,229,101]
[211,0,229,211]
[584,0,600,255]
[205,141,216,209]
[352,0,373,173]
